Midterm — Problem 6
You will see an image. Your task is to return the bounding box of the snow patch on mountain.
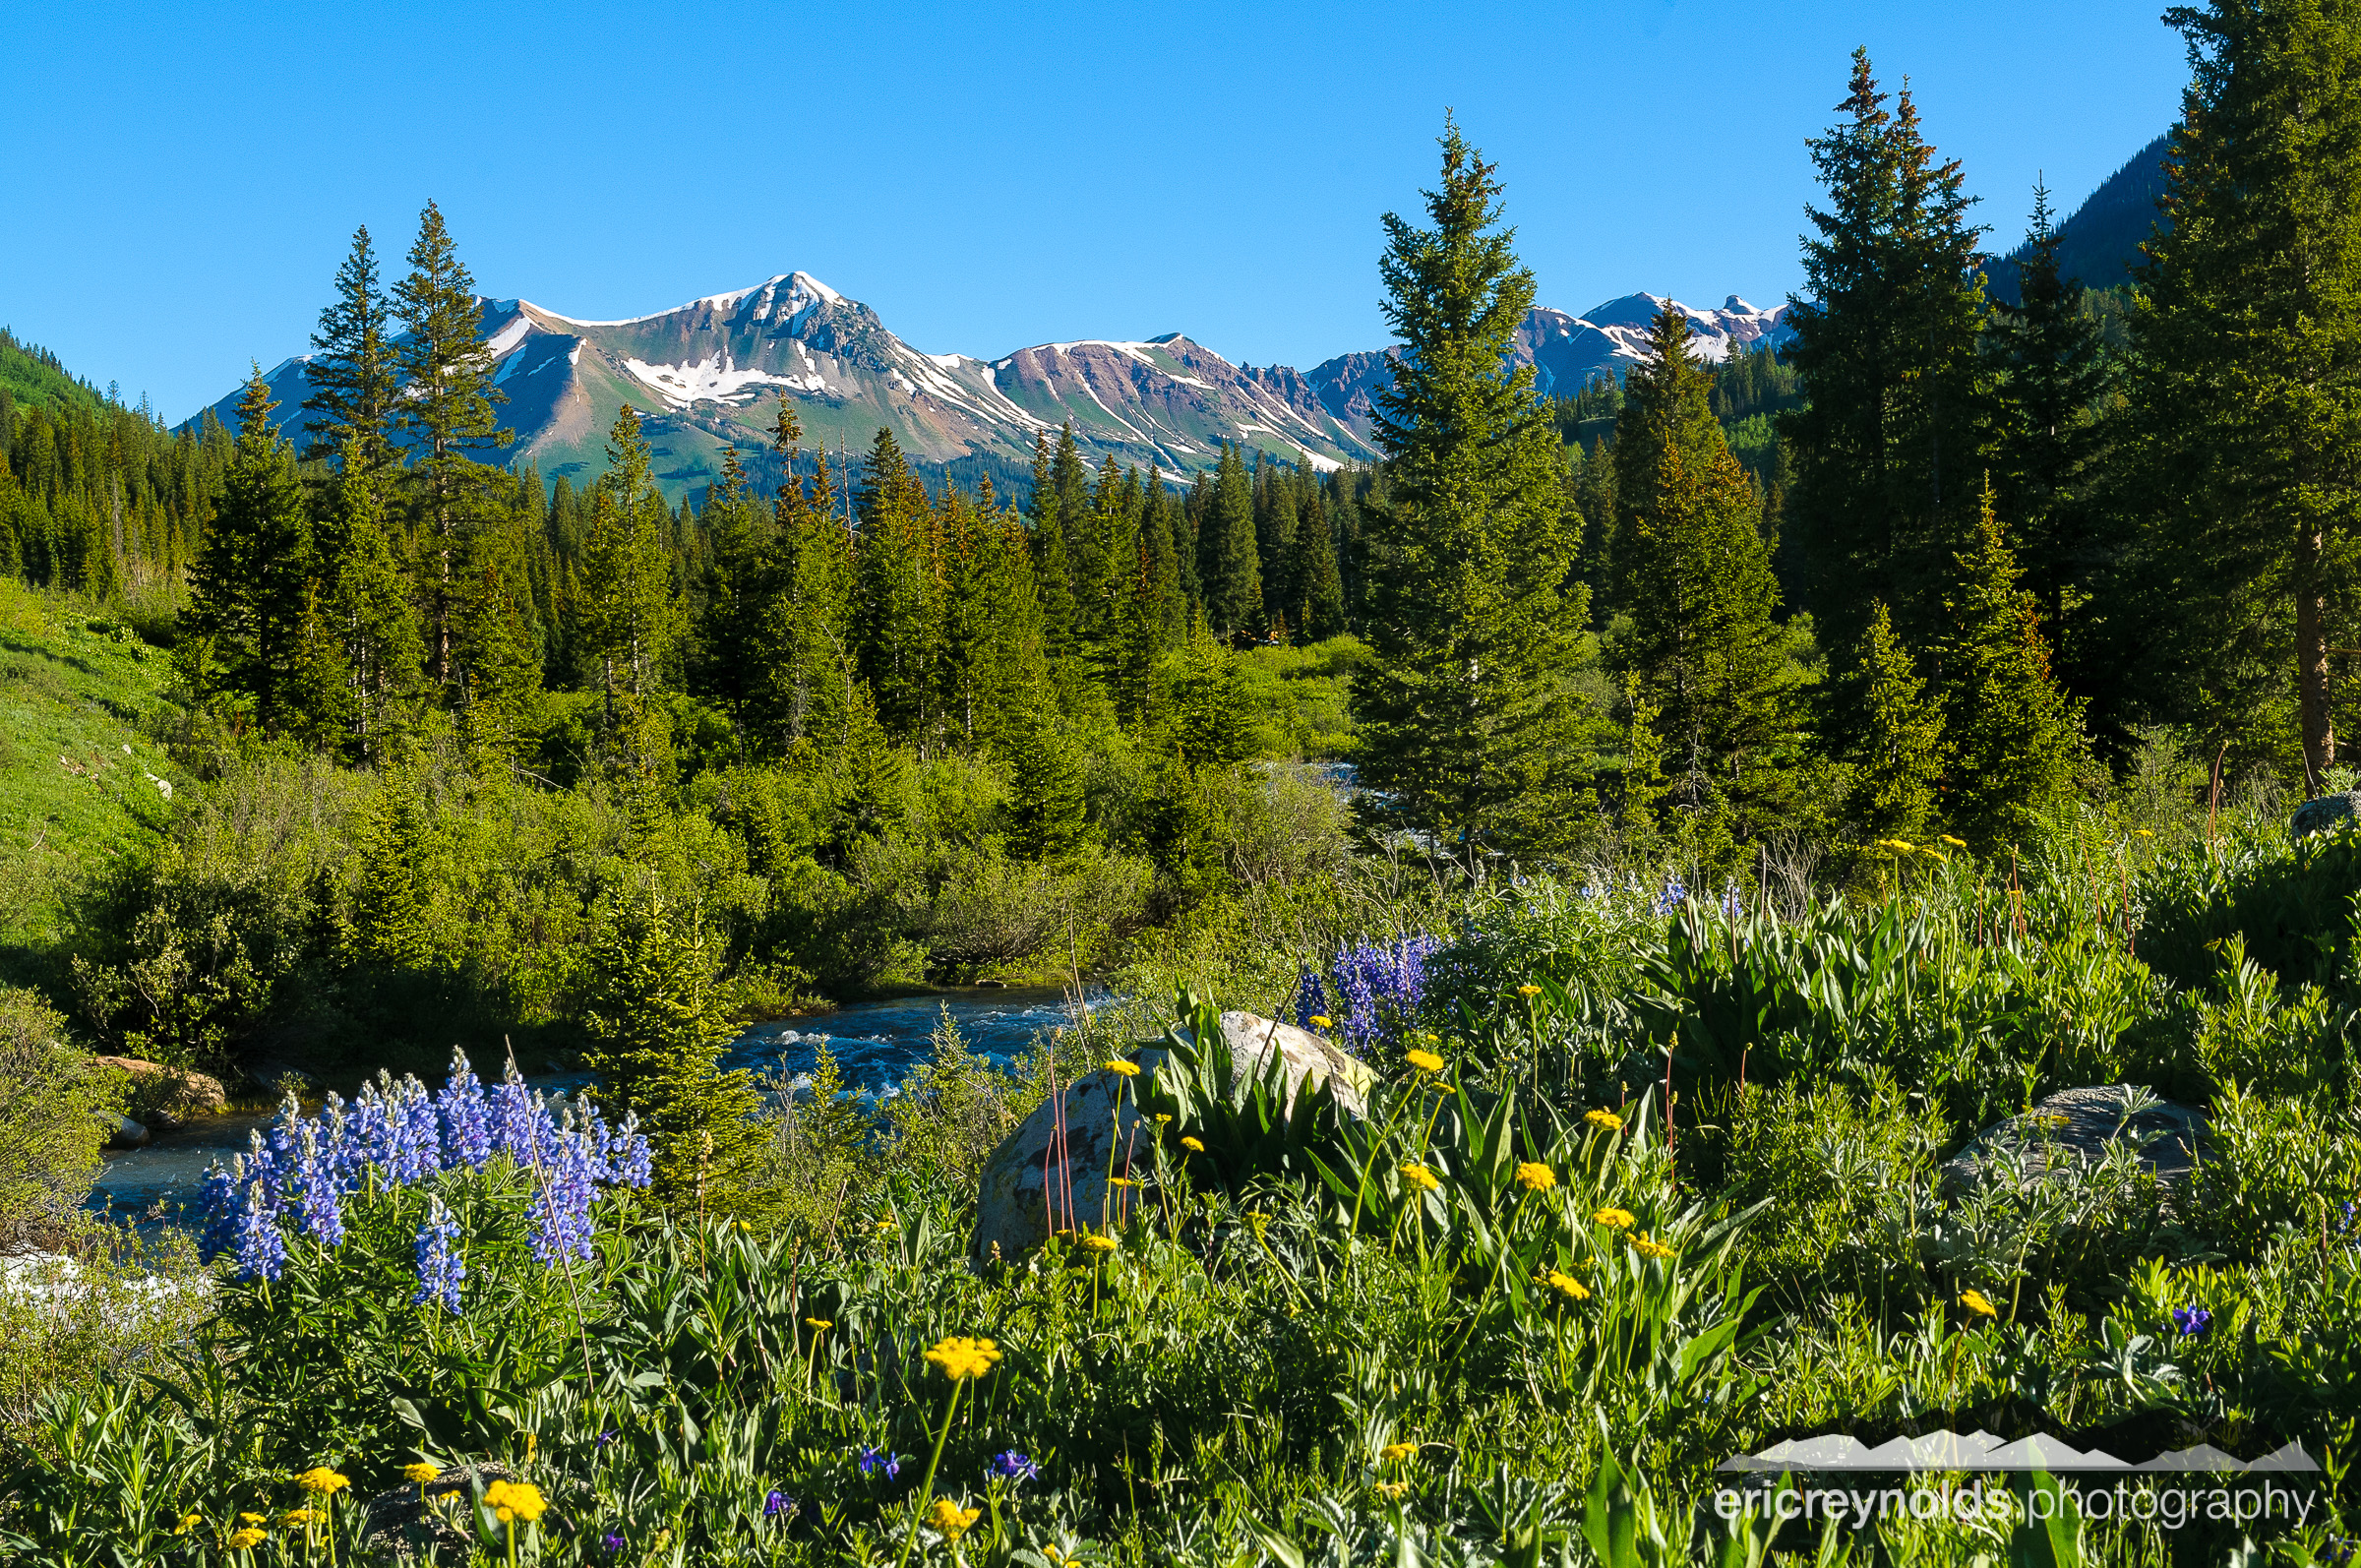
[623,354,800,408]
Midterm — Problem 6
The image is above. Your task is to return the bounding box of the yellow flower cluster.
[1940,835,1968,849]
[1628,1233,1675,1260]
[483,1479,547,1523]
[1180,1136,1206,1153]
[1308,1014,1333,1029]
[1584,1109,1623,1133]
[1400,1163,1441,1193]
[401,1463,441,1486]
[281,1509,319,1528]
[1103,1058,1141,1078]
[296,1469,349,1497]
[1077,1234,1117,1253]
[1514,1162,1556,1192]
[1592,1207,1636,1231]
[1960,1289,1998,1319]
[1379,1441,1419,1462]
[174,1513,203,1537]
[1516,983,1544,997]
[227,1528,268,1551]
[925,1336,1004,1380]
[925,1498,982,1538]
[1544,1268,1590,1301]
[1405,1048,1445,1074]
[805,1317,834,1331]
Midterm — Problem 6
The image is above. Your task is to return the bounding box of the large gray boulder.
[2292,792,2361,840]
[1940,1085,2210,1200]
[972,1011,1371,1262]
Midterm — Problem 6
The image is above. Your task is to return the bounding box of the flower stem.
[892,1379,965,1568]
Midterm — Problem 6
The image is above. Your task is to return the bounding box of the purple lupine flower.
[293,1122,345,1246]
[1295,970,1331,1033]
[395,1074,444,1184]
[605,1112,653,1189]
[984,1450,1039,1483]
[491,1058,547,1167]
[857,1445,900,1479]
[231,1184,287,1282]
[439,1053,496,1171]
[1654,876,1688,917]
[1321,935,1443,1055]
[195,1162,244,1263]
[412,1196,464,1311]
[762,1489,795,1518]
[2171,1303,2212,1339]
[600,1534,626,1555]
[528,1116,601,1264]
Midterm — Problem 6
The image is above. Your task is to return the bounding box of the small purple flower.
[1654,875,1688,917]
[597,1428,619,1450]
[1318,935,1443,1055]
[2171,1303,2212,1339]
[412,1196,464,1311]
[762,1488,795,1518]
[600,1532,626,1555]
[230,1183,287,1282]
[985,1450,1039,1483]
[1295,971,1330,1032]
[857,1445,900,1479]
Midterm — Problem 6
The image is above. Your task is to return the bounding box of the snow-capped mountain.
[194,274,1786,497]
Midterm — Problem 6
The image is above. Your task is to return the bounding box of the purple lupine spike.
[1320,935,1443,1055]
[293,1122,345,1245]
[605,1112,653,1189]
[491,1058,544,1167]
[231,1182,287,1282]
[528,1121,600,1265]
[411,1195,463,1310]
[1294,971,1330,1032]
[195,1162,244,1263]
[438,1052,495,1171]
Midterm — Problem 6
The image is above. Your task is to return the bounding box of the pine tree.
[1007,698,1087,861]
[1846,601,1945,845]
[693,444,769,739]
[1200,444,1263,641]
[322,445,423,765]
[580,894,767,1217]
[301,225,400,481]
[455,480,546,769]
[1253,454,1299,629]
[187,366,314,731]
[1609,302,1803,851]
[749,402,857,755]
[343,771,436,974]
[852,427,939,745]
[1351,117,1603,852]
[1027,432,1080,690]
[392,201,510,697]
[1289,479,1347,640]
[1989,180,2108,677]
[1939,487,2083,847]
[577,406,680,788]
[1782,51,1994,702]
[2120,0,2361,777]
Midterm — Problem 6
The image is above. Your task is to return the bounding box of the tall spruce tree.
[454,476,546,768]
[1609,302,1803,853]
[1289,479,1347,640]
[321,441,423,764]
[1990,181,2108,646]
[577,406,680,787]
[750,402,857,755]
[1782,51,1994,705]
[392,201,510,697]
[187,366,314,733]
[1028,432,1080,688]
[1846,601,1945,845]
[1939,488,2083,847]
[1351,118,1603,852]
[2122,0,2361,777]
[693,443,769,739]
[301,225,400,480]
[1200,444,1263,641]
[853,427,939,745]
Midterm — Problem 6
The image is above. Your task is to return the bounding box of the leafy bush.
[0,987,121,1247]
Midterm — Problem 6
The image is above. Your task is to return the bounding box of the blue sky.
[6,1,2187,424]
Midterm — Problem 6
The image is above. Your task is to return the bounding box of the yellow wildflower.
[483,1479,548,1522]
[875,1218,897,1233]
[2135,828,2154,838]
[1941,835,1968,849]
[1584,1109,1624,1133]
[296,1468,349,1497]
[282,1509,318,1528]
[1180,1135,1205,1153]
[1544,1268,1591,1301]
[174,1513,203,1536]
[1592,1207,1636,1230]
[1629,1233,1675,1260]
[1103,1058,1141,1078]
[1308,1014,1333,1029]
[1405,1048,1445,1074]
[925,1498,983,1538]
[805,1317,834,1330]
[227,1528,267,1551]
[1109,1176,1140,1188]
[238,1513,267,1526]
[1514,1162,1556,1191]
[1379,1441,1418,1462]
[1155,1114,1173,1124]
[401,1463,440,1485]
[1377,1479,1409,1498]
[1401,1163,1441,1193]
[925,1335,1004,1380]
[1960,1289,1998,1319]
[1516,983,1543,997]
[1077,1233,1117,1252]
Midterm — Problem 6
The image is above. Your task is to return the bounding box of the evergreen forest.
[8,9,2361,1565]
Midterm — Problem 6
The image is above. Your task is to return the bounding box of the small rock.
[972,1011,1370,1261]
[105,1115,151,1150]
[93,1055,228,1131]
[2292,792,2361,840]
[1941,1086,2210,1200]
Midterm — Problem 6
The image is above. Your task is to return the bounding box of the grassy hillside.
[0,577,182,989]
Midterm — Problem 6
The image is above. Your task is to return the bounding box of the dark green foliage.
[1199,444,1262,642]
[1006,703,1087,861]
[577,406,679,788]
[299,225,400,482]
[1938,491,2084,848]
[1287,479,1347,642]
[580,895,767,1216]
[1782,50,1994,704]
[1608,302,1802,858]
[2141,825,2361,993]
[1352,117,1603,854]
[1846,601,1944,844]
[183,367,314,732]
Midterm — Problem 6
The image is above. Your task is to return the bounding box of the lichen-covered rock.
[971,1011,1370,1262]
[93,1055,228,1131]
[2291,791,2361,840]
[1939,1086,2210,1200]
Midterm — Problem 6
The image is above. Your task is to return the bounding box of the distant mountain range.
[187,127,2168,500]
[192,279,1789,499]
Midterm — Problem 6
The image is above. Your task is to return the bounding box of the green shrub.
[0,987,122,1247]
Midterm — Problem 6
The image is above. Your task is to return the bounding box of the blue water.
[90,988,1098,1227]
